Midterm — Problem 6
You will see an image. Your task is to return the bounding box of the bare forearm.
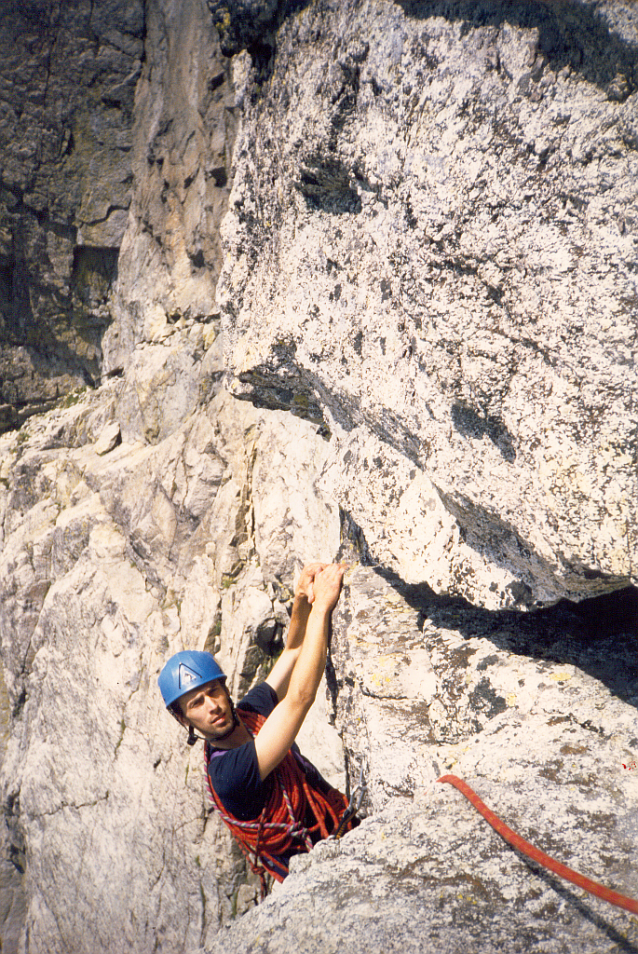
[255,564,345,779]
[264,596,312,699]
[285,594,312,651]
[265,562,343,704]
[290,565,345,703]
[287,603,331,708]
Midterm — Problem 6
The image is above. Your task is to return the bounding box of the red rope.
[206,709,350,884]
[438,774,638,915]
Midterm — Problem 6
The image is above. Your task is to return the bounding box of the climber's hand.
[311,563,347,613]
[295,562,327,605]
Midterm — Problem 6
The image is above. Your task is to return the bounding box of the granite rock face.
[0,380,347,954]
[204,569,638,954]
[0,0,145,432]
[0,2,637,954]
[217,0,638,609]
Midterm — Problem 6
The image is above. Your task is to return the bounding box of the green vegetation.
[57,386,89,410]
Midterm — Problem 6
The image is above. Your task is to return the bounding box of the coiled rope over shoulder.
[206,709,350,889]
[438,774,638,915]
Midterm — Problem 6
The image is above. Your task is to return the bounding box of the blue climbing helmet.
[158,650,227,709]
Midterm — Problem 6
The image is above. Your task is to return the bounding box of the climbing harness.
[331,762,367,840]
[438,774,638,915]
[205,708,355,894]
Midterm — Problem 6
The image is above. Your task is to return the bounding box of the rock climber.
[158,562,358,886]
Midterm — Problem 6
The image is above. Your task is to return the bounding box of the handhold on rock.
[95,422,122,456]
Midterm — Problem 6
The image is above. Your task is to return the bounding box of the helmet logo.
[179,663,201,689]
[159,651,225,709]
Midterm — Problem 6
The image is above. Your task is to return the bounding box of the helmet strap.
[187,725,204,747]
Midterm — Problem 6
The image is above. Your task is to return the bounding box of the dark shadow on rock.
[337,507,638,715]
[432,483,632,612]
[234,360,629,616]
[296,175,363,215]
[420,579,638,715]
[207,0,315,67]
[513,852,638,953]
[394,0,638,98]
[451,402,517,462]
[0,243,120,434]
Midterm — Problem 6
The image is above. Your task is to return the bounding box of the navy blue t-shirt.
[206,682,335,821]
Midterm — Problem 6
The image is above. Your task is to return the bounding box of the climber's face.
[179,679,236,742]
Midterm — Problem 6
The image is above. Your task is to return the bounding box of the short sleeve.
[208,739,267,820]
[206,682,278,820]
[237,682,279,716]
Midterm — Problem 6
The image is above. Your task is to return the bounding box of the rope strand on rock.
[438,774,638,915]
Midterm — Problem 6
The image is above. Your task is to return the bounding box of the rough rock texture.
[0,0,145,432]
[217,0,638,609]
[0,379,347,954]
[205,774,638,954]
[102,0,237,381]
[0,1,637,954]
[203,573,638,954]
[201,568,638,953]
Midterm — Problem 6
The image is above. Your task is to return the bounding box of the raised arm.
[255,563,345,780]
[265,562,325,701]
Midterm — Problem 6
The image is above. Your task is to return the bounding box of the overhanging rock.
[217,0,638,608]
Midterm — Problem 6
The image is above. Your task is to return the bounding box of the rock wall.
[0,0,145,432]
[0,1,636,953]
[216,0,638,610]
